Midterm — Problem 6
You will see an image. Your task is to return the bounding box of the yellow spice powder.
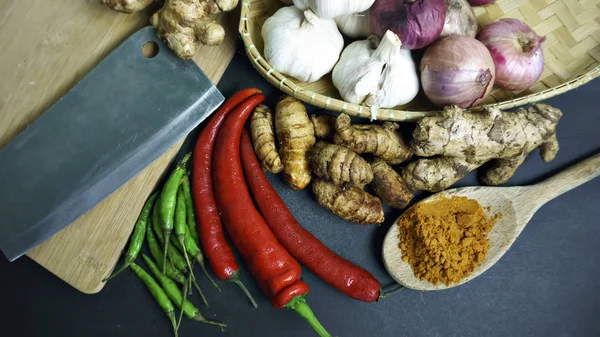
[398,196,499,285]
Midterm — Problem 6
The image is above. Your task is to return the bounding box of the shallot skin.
[371,0,447,50]
[420,35,495,108]
[478,18,545,90]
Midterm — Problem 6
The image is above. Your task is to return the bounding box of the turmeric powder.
[398,196,498,285]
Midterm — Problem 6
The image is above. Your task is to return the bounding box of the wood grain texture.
[0,0,238,293]
[383,153,600,291]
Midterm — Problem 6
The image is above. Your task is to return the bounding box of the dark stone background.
[1,51,599,337]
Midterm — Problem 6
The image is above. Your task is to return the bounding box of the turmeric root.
[150,0,227,59]
[311,114,335,139]
[312,179,384,225]
[333,113,412,164]
[402,104,562,192]
[311,142,373,187]
[102,0,153,13]
[276,95,316,190]
[370,160,413,209]
[250,104,283,174]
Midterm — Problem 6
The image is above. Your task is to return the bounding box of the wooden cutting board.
[0,0,238,293]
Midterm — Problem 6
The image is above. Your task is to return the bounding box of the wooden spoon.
[383,153,600,291]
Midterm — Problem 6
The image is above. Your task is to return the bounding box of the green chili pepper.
[183,226,220,291]
[148,224,208,306]
[170,235,186,257]
[147,223,187,286]
[153,204,188,273]
[159,153,191,273]
[175,188,194,275]
[103,193,157,282]
[142,254,225,329]
[130,262,178,337]
[181,176,200,243]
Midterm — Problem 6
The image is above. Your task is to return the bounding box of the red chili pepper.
[240,129,382,302]
[192,88,261,308]
[213,94,331,337]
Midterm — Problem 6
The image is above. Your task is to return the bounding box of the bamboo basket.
[239,0,600,121]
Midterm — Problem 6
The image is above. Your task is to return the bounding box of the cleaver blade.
[0,27,224,261]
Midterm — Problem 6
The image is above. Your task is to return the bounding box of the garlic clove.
[355,62,384,99]
[332,38,376,104]
[334,10,373,38]
[333,30,420,109]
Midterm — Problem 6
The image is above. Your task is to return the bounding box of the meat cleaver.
[0,27,224,261]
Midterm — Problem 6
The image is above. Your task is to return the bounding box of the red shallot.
[478,18,545,90]
[420,35,495,108]
[371,0,447,50]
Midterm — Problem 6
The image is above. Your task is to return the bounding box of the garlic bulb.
[332,31,419,108]
[292,0,375,18]
[335,10,372,38]
[262,7,343,83]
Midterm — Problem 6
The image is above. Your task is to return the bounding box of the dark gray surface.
[0,27,223,261]
[1,50,599,337]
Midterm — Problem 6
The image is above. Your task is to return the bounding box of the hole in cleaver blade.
[0,27,224,261]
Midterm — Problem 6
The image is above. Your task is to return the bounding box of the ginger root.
[311,114,335,139]
[104,0,238,58]
[214,0,238,11]
[311,142,373,187]
[102,0,154,13]
[370,159,413,209]
[276,96,316,190]
[250,104,283,174]
[312,179,384,225]
[150,0,227,59]
[402,104,562,192]
[402,157,480,192]
[333,114,412,164]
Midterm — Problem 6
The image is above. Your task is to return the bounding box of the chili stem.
[199,261,220,291]
[168,312,179,337]
[192,277,209,308]
[378,284,405,300]
[285,295,331,337]
[177,277,188,331]
[228,271,258,308]
[102,261,130,282]
[191,312,227,330]
[183,231,220,291]
[178,236,194,280]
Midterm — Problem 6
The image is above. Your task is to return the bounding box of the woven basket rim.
[238,0,600,121]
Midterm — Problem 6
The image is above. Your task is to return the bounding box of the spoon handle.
[527,152,600,205]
